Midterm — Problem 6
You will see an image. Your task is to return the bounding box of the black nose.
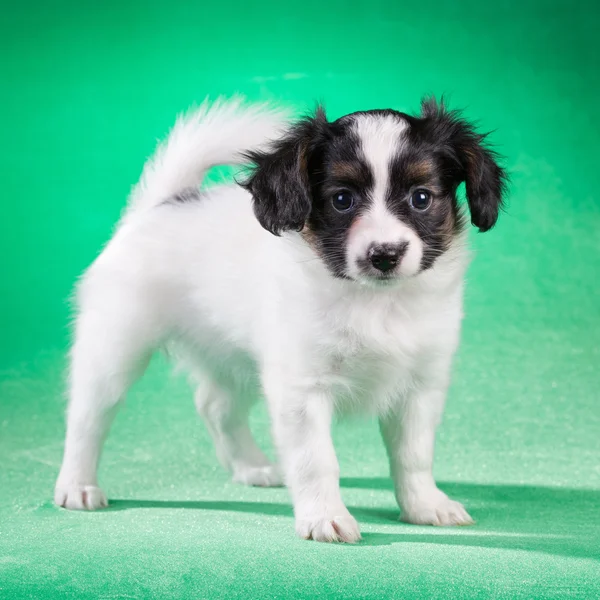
[369,243,408,273]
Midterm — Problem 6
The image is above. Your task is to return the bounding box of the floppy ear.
[421,97,508,232]
[241,108,329,236]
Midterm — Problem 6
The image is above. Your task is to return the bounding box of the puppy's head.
[243,97,508,284]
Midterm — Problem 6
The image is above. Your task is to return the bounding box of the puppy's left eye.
[332,191,354,212]
[409,189,432,211]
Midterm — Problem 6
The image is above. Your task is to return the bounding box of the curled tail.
[126,96,290,216]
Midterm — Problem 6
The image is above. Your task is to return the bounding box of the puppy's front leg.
[379,383,474,526]
[265,377,360,543]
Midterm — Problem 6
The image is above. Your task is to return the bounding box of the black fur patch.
[241,109,330,235]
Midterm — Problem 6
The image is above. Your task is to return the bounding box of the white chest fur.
[302,274,465,415]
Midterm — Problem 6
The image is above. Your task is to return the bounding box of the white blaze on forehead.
[353,113,408,217]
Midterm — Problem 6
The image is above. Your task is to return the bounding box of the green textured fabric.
[1,1,599,598]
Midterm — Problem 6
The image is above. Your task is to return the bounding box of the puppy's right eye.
[332,191,354,213]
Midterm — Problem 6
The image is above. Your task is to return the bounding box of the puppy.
[54,96,507,543]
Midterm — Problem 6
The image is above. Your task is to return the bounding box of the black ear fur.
[421,97,508,232]
[241,108,329,236]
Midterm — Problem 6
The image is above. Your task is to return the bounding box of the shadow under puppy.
[55,96,507,542]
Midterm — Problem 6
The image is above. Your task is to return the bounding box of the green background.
[1,0,599,598]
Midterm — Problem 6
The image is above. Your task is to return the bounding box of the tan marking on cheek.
[439,205,457,246]
[300,224,320,254]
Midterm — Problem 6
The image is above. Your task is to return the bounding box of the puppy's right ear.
[242,108,328,235]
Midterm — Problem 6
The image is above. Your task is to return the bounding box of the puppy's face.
[244,98,507,283]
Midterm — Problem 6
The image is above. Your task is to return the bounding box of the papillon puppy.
[55,96,507,542]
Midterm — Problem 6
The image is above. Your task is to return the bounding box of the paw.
[54,483,108,510]
[401,489,473,526]
[296,508,362,543]
[232,463,283,487]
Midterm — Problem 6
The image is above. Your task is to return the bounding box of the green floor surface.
[1,1,599,598]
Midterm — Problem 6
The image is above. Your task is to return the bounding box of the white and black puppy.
[55,96,507,543]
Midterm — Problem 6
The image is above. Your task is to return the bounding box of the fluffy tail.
[126,96,290,216]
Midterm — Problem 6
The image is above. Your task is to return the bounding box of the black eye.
[409,189,432,211]
[331,191,354,212]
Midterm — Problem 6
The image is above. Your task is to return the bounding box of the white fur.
[55,99,473,542]
[346,114,424,279]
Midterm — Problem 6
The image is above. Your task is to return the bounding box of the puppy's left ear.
[421,98,508,232]
[242,108,329,236]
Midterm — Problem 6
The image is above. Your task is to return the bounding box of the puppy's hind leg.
[194,378,282,487]
[55,293,157,510]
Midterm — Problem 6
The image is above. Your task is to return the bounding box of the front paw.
[401,488,473,526]
[54,482,108,510]
[296,506,362,543]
